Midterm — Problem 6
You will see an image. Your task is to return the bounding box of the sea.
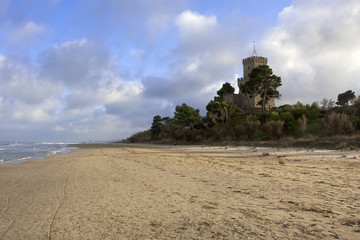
[0,142,77,165]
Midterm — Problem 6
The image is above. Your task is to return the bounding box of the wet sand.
[0,144,359,239]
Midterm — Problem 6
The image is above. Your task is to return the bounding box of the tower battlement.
[242,56,267,64]
[240,56,268,84]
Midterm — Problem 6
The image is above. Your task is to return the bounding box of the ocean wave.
[39,142,72,145]
[48,150,63,155]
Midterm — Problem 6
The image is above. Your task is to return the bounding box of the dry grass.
[297,114,308,136]
[326,112,355,135]
[262,120,284,138]
[271,120,285,138]
[245,120,261,140]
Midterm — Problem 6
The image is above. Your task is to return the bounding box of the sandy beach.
[0,144,359,239]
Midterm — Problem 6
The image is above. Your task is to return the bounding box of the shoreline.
[1,145,359,239]
[123,133,360,150]
[0,143,77,166]
[72,134,360,151]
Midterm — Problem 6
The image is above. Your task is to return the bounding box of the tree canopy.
[240,65,281,112]
[174,103,202,130]
[150,115,165,139]
[206,99,242,124]
[336,90,356,107]
[217,82,235,99]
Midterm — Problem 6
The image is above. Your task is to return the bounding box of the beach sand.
[0,144,359,239]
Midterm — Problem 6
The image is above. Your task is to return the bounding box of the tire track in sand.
[47,177,68,240]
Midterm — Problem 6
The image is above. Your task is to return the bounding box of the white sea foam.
[0,142,77,165]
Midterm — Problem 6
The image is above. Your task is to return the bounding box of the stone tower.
[223,43,275,111]
[238,56,268,88]
[236,55,275,110]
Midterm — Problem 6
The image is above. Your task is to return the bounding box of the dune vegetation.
[125,66,360,150]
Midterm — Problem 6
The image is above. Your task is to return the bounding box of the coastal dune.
[0,145,359,239]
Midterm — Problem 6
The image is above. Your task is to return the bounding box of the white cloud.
[40,39,110,87]
[143,10,245,102]
[9,21,46,43]
[0,38,150,141]
[53,125,65,132]
[262,0,360,104]
[175,10,217,38]
[0,56,62,104]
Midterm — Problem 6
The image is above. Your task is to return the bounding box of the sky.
[0,0,359,142]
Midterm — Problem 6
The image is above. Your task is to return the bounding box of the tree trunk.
[244,87,254,114]
[224,106,229,125]
[262,90,267,112]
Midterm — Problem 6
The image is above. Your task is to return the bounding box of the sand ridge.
[0,145,359,239]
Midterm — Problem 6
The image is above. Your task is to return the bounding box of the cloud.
[40,39,110,87]
[0,37,150,141]
[81,0,188,41]
[175,10,217,38]
[9,21,46,44]
[262,0,360,104]
[142,10,245,104]
[0,55,62,104]
[53,125,65,132]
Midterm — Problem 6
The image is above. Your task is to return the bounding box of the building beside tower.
[224,54,275,111]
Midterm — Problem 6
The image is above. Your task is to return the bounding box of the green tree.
[281,111,297,134]
[336,90,356,107]
[174,103,202,130]
[291,102,319,120]
[217,82,235,99]
[320,98,335,111]
[353,95,360,115]
[240,65,282,112]
[150,115,163,139]
[206,99,242,124]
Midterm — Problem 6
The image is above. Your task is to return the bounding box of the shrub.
[184,129,203,142]
[262,122,272,136]
[291,105,306,119]
[246,115,258,122]
[270,120,285,138]
[305,107,319,120]
[127,130,151,143]
[234,123,246,139]
[306,119,324,135]
[297,114,308,136]
[350,115,360,130]
[281,111,297,134]
[269,111,280,121]
[326,112,355,135]
[170,128,185,141]
[291,104,319,120]
[258,113,269,124]
[244,120,261,140]
[261,120,284,138]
